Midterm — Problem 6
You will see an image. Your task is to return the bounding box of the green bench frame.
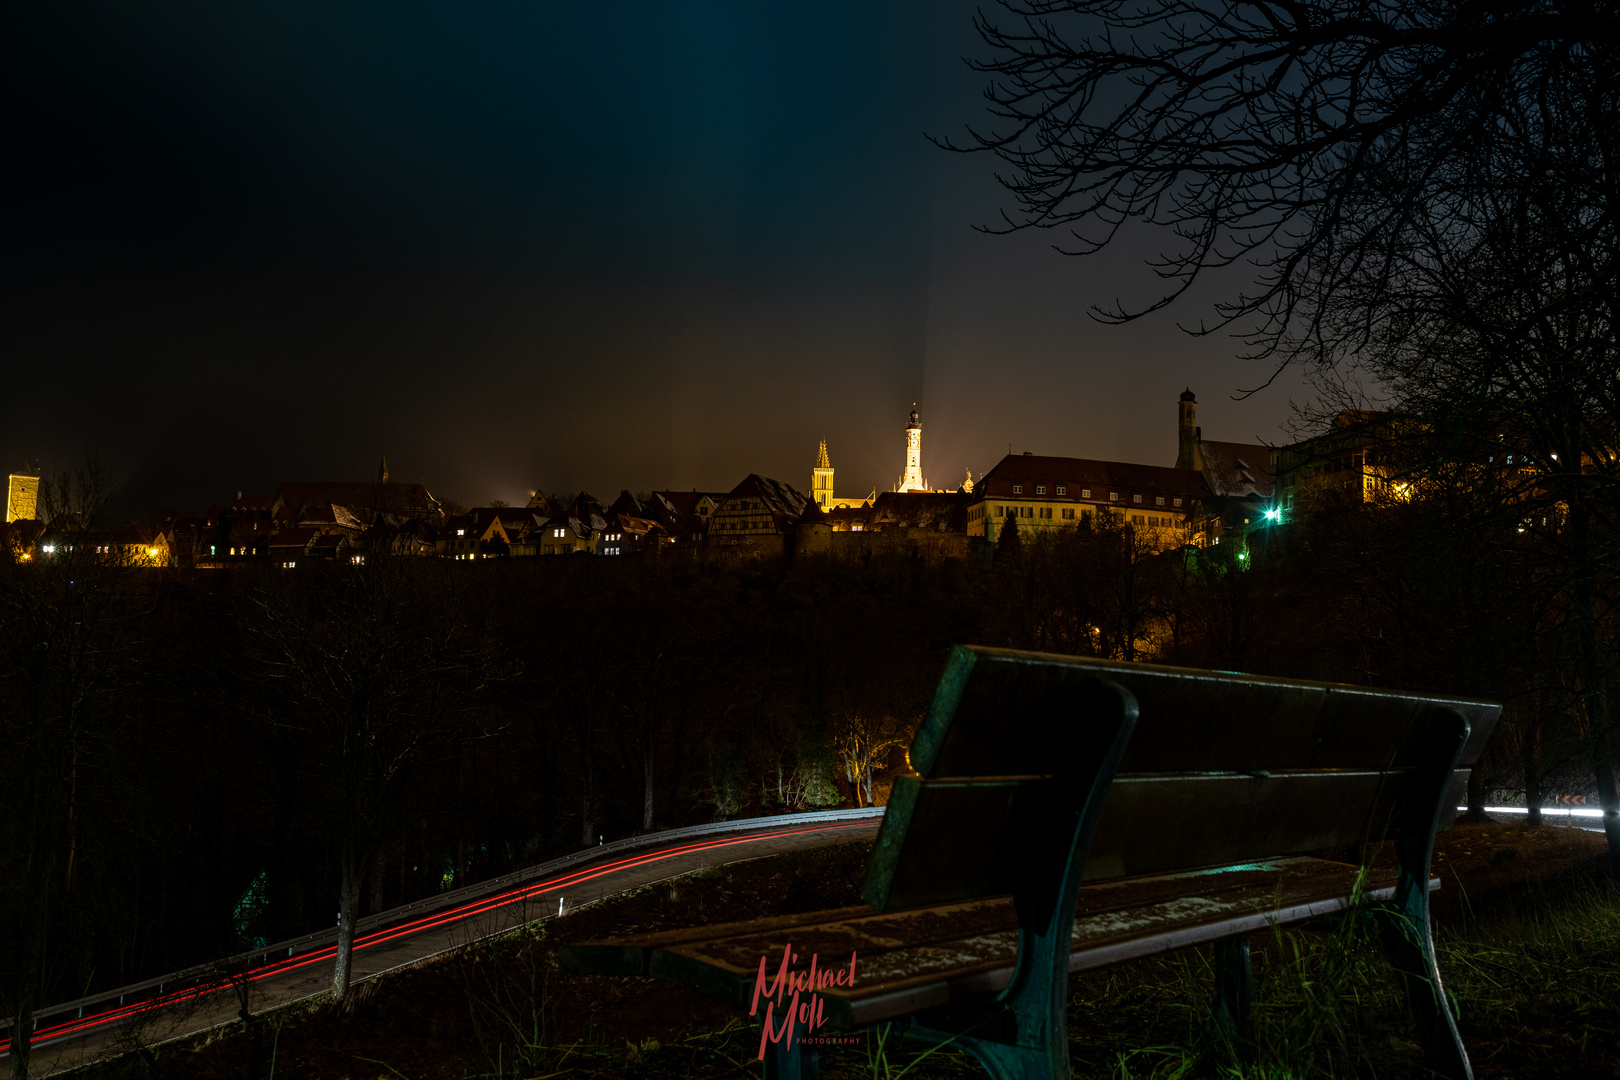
[562,647,1499,1080]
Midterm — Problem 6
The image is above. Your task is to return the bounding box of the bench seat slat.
[839,870,1424,1030]
[597,857,1420,1029]
[558,904,875,976]
[914,648,1497,779]
[1084,769,1410,883]
[870,769,1415,909]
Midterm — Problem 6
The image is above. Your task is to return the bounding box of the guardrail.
[2,806,886,1039]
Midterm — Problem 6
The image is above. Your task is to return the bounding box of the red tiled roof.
[796,499,829,526]
[274,482,440,516]
[824,506,870,526]
[718,475,807,520]
[869,490,971,531]
[609,512,665,537]
[976,455,1210,500]
[651,490,725,516]
[269,526,319,548]
[709,476,809,536]
[1200,440,1275,499]
[492,508,540,528]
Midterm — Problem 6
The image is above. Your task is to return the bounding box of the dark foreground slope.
[68,821,1620,1080]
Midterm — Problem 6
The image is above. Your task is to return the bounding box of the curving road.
[4,808,884,1077]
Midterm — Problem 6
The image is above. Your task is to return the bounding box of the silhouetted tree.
[1303,68,1620,854]
[994,510,1022,565]
[0,464,135,1080]
[244,557,491,1002]
[954,0,1620,363]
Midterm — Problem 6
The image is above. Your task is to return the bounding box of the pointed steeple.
[812,439,835,508]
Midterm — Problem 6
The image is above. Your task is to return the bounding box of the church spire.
[812,439,835,508]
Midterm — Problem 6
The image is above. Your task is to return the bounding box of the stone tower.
[6,471,39,524]
[897,404,925,493]
[1175,389,1203,472]
[812,439,835,509]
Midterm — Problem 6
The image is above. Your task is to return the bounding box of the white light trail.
[1466,805,1604,818]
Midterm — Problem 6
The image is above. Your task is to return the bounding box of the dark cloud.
[2,2,1304,515]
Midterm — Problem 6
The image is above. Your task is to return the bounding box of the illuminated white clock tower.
[896,403,926,493]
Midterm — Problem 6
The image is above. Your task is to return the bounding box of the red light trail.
[3,820,873,1056]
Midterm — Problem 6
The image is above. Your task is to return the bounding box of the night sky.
[5,2,1307,515]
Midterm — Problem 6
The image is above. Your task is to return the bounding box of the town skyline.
[6,385,1296,519]
[4,2,1308,518]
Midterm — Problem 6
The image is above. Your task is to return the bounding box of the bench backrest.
[864,646,1500,911]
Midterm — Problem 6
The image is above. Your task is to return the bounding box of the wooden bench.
[561,647,1499,1080]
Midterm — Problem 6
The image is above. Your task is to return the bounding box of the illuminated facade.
[1272,411,1401,511]
[7,472,39,523]
[809,440,873,510]
[896,405,926,493]
[709,474,809,558]
[812,440,834,508]
[966,453,1210,549]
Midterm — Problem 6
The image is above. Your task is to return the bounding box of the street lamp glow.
[1264,508,1281,522]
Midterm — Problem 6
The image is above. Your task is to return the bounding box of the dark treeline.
[0,491,1575,1063]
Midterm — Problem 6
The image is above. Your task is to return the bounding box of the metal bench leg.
[1378,706,1474,1080]
[1377,846,1472,1080]
[904,677,1139,1080]
[1210,934,1252,1042]
[761,1006,821,1080]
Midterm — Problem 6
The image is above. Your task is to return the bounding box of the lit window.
[457,529,465,536]
[1133,494,1142,504]
[1036,485,1046,495]
[1081,488,1090,499]
[1110,492,1119,502]
[1155,497,1165,506]
[995,506,1003,517]
[1012,484,1023,494]
[1173,498,1182,507]
[1057,485,1066,495]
